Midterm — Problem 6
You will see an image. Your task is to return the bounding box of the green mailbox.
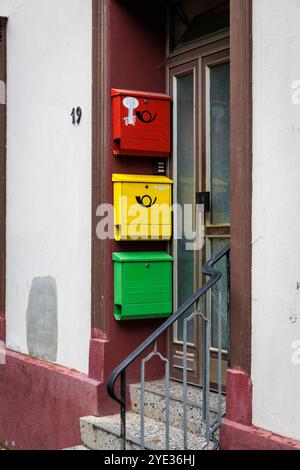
[113,251,173,320]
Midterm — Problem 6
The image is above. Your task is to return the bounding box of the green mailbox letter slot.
[113,252,173,320]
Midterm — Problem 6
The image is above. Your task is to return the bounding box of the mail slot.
[113,252,173,320]
[112,89,171,158]
[113,174,173,241]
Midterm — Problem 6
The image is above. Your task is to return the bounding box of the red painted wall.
[0,351,101,449]
[100,0,170,387]
[221,419,300,451]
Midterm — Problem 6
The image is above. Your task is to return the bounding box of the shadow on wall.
[26,276,58,363]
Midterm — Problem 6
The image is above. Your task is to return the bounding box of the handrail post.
[120,370,126,450]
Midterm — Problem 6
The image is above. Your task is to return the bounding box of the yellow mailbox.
[112,174,173,241]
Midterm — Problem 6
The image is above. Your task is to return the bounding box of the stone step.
[130,380,225,435]
[64,445,89,450]
[80,413,210,451]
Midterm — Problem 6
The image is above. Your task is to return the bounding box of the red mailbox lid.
[111,88,171,101]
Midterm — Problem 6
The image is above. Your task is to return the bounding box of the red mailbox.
[112,89,171,158]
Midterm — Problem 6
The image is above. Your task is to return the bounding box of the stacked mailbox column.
[111,89,173,321]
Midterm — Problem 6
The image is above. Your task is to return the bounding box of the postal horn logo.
[136,110,157,124]
[135,195,157,208]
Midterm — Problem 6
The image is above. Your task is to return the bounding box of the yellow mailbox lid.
[112,174,173,184]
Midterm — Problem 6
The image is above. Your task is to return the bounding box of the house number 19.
[71,107,82,125]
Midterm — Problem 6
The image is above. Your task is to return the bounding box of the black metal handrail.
[107,244,230,449]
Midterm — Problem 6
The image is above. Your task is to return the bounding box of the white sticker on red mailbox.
[123,97,139,126]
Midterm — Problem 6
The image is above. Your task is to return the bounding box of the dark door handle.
[196,192,210,212]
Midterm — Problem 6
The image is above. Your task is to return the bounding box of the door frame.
[167,34,230,385]
[89,0,252,390]
[0,18,7,344]
[229,0,252,376]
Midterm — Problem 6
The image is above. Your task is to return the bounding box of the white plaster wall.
[0,0,92,373]
[252,0,300,441]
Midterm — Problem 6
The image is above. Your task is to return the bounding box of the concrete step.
[80,413,210,451]
[64,445,89,450]
[130,380,225,435]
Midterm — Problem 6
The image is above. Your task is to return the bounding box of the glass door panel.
[209,63,230,226]
[169,61,200,385]
[204,53,230,388]
[176,72,195,345]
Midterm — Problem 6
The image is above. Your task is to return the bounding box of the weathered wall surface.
[0,0,92,373]
[252,0,300,441]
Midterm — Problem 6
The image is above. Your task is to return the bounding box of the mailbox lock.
[145,263,150,269]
